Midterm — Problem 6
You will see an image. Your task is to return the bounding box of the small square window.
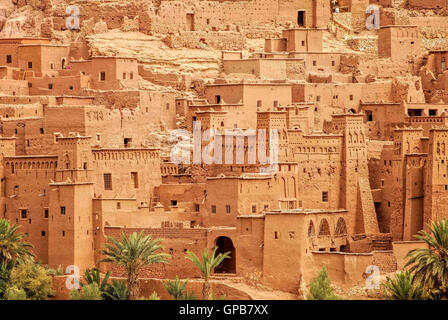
[44,208,49,219]
[100,72,106,81]
[312,61,316,66]
[20,209,27,219]
[322,191,328,202]
[40,128,44,134]
[252,205,257,213]
[41,231,46,237]
[6,55,12,64]
[274,231,280,239]
[171,200,178,206]
[60,206,66,215]
[195,204,200,212]
[211,205,216,213]
[28,62,32,69]
[48,84,53,90]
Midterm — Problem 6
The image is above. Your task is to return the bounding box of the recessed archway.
[214,236,236,274]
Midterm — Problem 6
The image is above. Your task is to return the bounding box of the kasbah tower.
[0,0,447,299]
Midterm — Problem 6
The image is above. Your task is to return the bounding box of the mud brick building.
[2,0,448,297]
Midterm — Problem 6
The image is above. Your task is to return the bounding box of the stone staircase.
[372,238,392,251]
[210,273,242,281]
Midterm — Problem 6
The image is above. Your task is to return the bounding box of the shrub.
[383,271,424,300]
[8,259,54,300]
[70,283,103,300]
[307,266,342,300]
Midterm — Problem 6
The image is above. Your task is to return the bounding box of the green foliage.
[383,271,424,300]
[405,219,448,300]
[185,247,230,300]
[7,259,54,300]
[185,247,230,282]
[46,265,64,276]
[70,283,103,300]
[104,279,129,300]
[81,268,111,296]
[138,292,160,300]
[4,285,27,300]
[100,232,170,272]
[0,260,16,298]
[100,232,170,300]
[0,219,33,263]
[307,266,342,300]
[164,276,196,300]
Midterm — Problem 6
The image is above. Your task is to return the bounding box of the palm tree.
[383,271,424,300]
[164,276,196,300]
[0,219,33,263]
[185,247,230,300]
[81,268,111,299]
[99,231,170,300]
[104,279,129,300]
[405,219,448,299]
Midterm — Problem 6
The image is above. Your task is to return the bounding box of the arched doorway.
[214,236,236,274]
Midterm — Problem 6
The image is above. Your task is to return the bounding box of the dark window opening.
[408,109,422,117]
[322,191,328,202]
[104,173,112,190]
[297,10,305,27]
[6,55,12,64]
[60,206,66,215]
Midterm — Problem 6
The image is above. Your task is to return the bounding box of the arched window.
[335,217,347,235]
[319,219,330,236]
[308,221,315,237]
